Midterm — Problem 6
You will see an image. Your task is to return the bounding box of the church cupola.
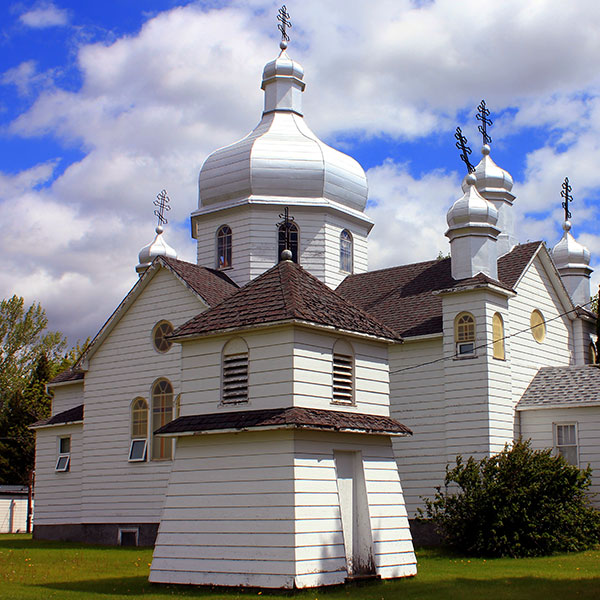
[136,190,177,276]
[551,178,592,306]
[446,173,500,280]
[191,9,372,289]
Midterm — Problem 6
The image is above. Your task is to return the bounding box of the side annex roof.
[517,366,600,410]
[336,242,577,338]
[173,259,402,342]
[31,404,84,429]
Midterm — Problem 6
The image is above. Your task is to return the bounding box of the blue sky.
[1,1,600,343]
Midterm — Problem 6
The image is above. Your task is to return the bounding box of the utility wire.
[390,298,596,375]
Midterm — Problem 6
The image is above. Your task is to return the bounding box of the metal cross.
[153,189,171,226]
[476,99,493,145]
[561,177,573,221]
[277,5,292,43]
[455,127,475,173]
[278,206,295,250]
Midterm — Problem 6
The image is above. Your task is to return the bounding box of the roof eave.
[172,318,402,344]
[517,401,600,411]
[156,423,411,437]
[30,419,83,430]
[47,378,84,389]
[433,282,516,298]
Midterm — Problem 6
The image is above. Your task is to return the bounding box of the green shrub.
[420,440,600,557]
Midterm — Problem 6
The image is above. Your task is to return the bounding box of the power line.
[390,298,596,375]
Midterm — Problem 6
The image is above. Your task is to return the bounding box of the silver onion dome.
[136,226,178,275]
[448,173,499,229]
[197,48,368,213]
[552,220,591,269]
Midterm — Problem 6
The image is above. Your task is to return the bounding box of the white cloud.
[4,0,600,342]
[19,2,69,28]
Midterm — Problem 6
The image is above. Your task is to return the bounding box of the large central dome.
[198,48,368,213]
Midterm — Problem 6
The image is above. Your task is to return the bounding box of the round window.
[153,321,174,353]
[530,310,545,343]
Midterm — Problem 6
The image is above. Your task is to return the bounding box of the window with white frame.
[151,379,174,460]
[55,436,71,472]
[492,312,505,360]
[340,229,353,273]
[332,339,354,405]
[222,338,249,404]
[554,423,578,466]
[455,312,476,356]
[152,320,174,353]
[129,397,148,462]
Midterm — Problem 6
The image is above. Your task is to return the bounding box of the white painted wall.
[193,203,369,288]
[79,267,205,525]
[150,429,415,588]
[388,337,446,517]
[519,406,600,508]
[50,382,84,417]
[0,497,28,533]
[33,424,82,526]
[181,326,390,417]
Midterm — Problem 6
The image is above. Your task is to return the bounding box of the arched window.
[455,312,475,355]
[222,338,249,404]
[589,342,597,365]
[332,339,354,405]
[530,309,545,343]
[217,225,232,269]
[492,313,505,360]
[151,379,174,460]
[129,397,148,462]
[152,320,173,353]
[278,221,299,263]
[340,230,353,273]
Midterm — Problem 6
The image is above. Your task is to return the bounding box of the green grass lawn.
[0,534,599,600]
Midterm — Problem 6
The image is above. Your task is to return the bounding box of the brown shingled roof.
[31,404,84,428]
[174,260,402,341]
[155,406,412,436]
[48,369,85,385]
[336,242,542,338]
[159,256,238,306]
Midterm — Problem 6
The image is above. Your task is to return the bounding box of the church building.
[32,13,599,590]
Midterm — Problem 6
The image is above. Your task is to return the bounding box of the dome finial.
[476,99,493,146]
[454,127,475,174]
[277,5,292,50]
[136,189,177,276]
[561,176,573,223]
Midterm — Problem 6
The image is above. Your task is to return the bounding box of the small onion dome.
[198,49,368,213]
[462,144,514,195]
[136,226,177,275]
[447,173,499,229]
[552,221,591,269]
[261,48,305,95]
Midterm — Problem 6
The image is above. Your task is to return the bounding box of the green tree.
[420,440,600,557]
[0,296,76,485]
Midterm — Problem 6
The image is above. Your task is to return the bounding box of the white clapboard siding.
[0,497,28,533]
[509,258,573,409]
[79,267,206,524]
[150,431,297,588]
[194,204,370,289]
[292,431,416,587]
[50,382,84,417]
[151,429,415,589]
[389,338,447,516]
[33,424,82,525]
[520,406,600,507]
[292,328,390,416]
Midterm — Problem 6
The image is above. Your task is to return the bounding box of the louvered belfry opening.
[333,353,354,404]
[222,352,249,403]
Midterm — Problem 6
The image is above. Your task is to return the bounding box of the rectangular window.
[554,423,578,466]
[223,353,249,403]
[457,342,475,355]
[55,436,71,472]
[333,353,354,404]
[128,439,148,462]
